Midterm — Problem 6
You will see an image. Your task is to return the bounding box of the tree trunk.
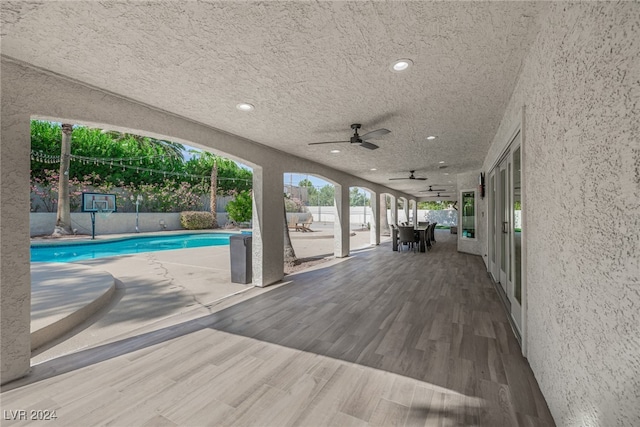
[53,123,73,236]
[380,193,390,235]
[209,159,219,228]
[283,204,297,266]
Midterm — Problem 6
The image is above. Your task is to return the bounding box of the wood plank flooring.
[1,231,555,426]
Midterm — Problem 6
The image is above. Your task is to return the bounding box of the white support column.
[412,200,418,226]
[370,191,380,245]
[1,113,31,384]
[404,199,410,224]
[390,195,398,226]
[334,183,350,257]
[251,166,284,287]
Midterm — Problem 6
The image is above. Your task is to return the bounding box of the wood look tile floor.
[1,231,555,426]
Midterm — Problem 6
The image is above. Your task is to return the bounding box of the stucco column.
[369,191,380,245]
[251,166,284,287]
[0,112,31,384]
[412,200,418,226]
[404,199,410,224]
[390,195,398,226]
[333,183,350,257]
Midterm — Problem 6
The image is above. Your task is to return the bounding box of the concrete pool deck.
[30,223,387,364]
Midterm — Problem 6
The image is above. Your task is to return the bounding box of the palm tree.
[101,130,185,160]
[210,159,219,228]
[52,123,73,236]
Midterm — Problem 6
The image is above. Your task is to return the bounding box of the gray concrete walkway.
[31,263,115,350]
[30,224,387,364]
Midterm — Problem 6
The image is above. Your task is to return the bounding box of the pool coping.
[30,229,250,248]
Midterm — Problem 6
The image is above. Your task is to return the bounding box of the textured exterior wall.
[457,170,483,256]
[482,3,640,426]
[0,110,32,383]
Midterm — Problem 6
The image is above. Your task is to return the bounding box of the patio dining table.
[392,225,429,252]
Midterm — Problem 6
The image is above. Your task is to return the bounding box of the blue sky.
[284,173,330,188]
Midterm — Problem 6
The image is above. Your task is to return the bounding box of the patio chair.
[429,222,437,243]
[288,214,300,231]
[398,226,417,252]
[300,215,314,232]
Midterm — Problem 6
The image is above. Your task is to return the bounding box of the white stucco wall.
[482,3,640,426]
[29,212,229,236]
[0,58,417,383]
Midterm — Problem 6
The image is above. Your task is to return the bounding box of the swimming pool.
[31,232,248,263]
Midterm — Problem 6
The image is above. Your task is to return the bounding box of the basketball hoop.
[97,207,114,219]
[82,192,117,239]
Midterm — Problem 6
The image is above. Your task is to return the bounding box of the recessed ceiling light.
[236,103,254,112]
[439,161,445,164]
[427,136,437,140]
[370,168,377,171]
[390,59,413,72]
[444,173,449,175]
[330,149,340,154]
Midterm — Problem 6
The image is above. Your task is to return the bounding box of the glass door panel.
[499,164,509,289]
[510,145,523,330]
[490,132,523,337]
[489,172,497,281]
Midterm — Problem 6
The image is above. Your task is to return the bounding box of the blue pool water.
[31,232,247,263]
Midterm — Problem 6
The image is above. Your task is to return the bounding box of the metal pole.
[135,195,141,233]
[90,212,96,239]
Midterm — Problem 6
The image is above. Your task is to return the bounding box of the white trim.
[520,106,528,357]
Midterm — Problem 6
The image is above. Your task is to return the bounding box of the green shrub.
[180,211,215,230]
[226,190,252,223]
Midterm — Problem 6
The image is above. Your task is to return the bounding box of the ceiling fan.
[389,170,427,181]
[308,123,390,150]
[423,192,453,198]
[420,185,448,193]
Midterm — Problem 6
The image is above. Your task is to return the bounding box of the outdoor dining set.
[391,222,437,253]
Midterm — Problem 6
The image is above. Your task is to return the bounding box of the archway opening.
[28,119,257,363]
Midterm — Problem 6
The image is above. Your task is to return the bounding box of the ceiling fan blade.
[414,177,428,181]
[360,128,390,140]
[359,141,379,150]
[308,140,349,146]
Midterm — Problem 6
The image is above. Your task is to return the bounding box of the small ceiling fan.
[308,123,390,150]
[420,185,448,193]
[423,192,453,198]
[389,170,427,181]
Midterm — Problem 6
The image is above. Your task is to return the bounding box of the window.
[461,190,476,239]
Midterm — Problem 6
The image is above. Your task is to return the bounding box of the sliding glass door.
[489,132,522,334]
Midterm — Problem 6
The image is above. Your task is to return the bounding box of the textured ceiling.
[1,1,547,196]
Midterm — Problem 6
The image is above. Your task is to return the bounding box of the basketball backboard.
[81,193,117,212]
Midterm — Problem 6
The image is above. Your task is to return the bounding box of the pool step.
[30,263,116,352]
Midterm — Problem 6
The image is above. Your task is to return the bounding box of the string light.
[30,150,252,184]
